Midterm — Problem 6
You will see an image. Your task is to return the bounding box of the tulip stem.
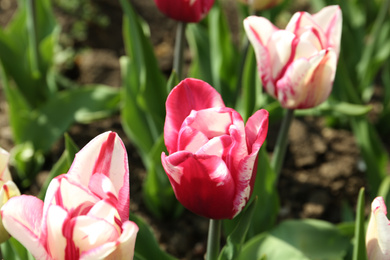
[271,108,294,180]
[173,21,186,80]
[206,219,221,260]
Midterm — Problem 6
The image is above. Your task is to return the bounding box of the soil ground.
[0,0,383,259]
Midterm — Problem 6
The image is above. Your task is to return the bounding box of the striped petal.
[164,78,225,154]
[1,195,50,260]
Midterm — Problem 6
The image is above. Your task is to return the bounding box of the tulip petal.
[184,108,232,139]
[87,200,122,234]
[164,78,225,154]
[366,197,390,260]
[46,205,68,260]
[244,16,277,96]
[312,5,342,53]
[1,195,50,260]
[298,49,337,108]
[72,215,119,253]
[245,109,269,155]
[80,220,138,260]
[162,152,236,219]
[178,126,210,153]
[0,148,11,181]
[66,132,130,221]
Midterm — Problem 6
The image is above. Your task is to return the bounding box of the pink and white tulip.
[153,0,215,23]
[0,147,21,243]
[161,78,269,219]
[1,132,138,259]
[244,5,342,109]
[366,196,390,259]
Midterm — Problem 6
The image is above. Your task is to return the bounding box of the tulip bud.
[1,133,138,259]
[161,78,269,219]
[244,5,342,109]
[366,197,390,260]
[153,0,215,23]
[0,147,21,243]
[238,0,283,11]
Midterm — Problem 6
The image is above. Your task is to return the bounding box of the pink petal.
[312,5,342,54]
[245,109,269,155]
[67,132,130,220]
[267,30,296,81]
[195,135,233,158]
[183,108,232,139]
[244,16,277,95]
[87,200,122,234]
[366,197,390,260]
[162,152,236,219]
[177,126,210,153]
[80,220,138,260]
[0,148,11,181]
[164,78,225,154]
[72,215,119,254]
[297,49,337,109]
[46,205,68,260]
[1,195,50,260]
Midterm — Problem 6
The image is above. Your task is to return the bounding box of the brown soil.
[0,0,374,259]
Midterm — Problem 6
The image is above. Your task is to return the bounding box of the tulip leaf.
[14,85,120,153]
[295,100,372,117]
[207,2,239,106]
[143,134,183,219]
[238,219,350,260]
[38,133,79,200]
[353,187,367,260]
[129,214,177,260]
[351,117,388,197]
[240,46,259,122]
[0,237,33,260]
[218,198,258,260]
[186,22,213,84]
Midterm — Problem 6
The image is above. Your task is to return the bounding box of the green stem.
[173,22,187,80]
[206,219,221,260]
[271,108,294,180]
[26,0,40,79]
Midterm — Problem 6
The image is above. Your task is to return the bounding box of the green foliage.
[238,219,351,260]
[119,0,182,219]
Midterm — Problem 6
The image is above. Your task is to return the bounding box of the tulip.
[161,78,269,219]
[366,196,390,259]
[153,0,215,23]
[0,147,21,243]
[238,0,282,11]
[244,5,342,109]
[1,132,138,260]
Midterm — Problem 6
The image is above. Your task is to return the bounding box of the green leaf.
[238,219,350,260]
[207,2,239,106]
[142,134,183,219]
[129,214,177,260]
[353,187,368,260]
[0,237,33,260]
[17,85,120,152]
[218,198,258,260]
[351,117,389,197]
[38,133,79,200]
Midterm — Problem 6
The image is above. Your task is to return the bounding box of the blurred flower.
[244,5,342,109]
[153,0,215,23]
[238,0,282,11]
[161,78,269,219]
[0,148,21,243]
[366,196,390,260]
[1,132,138,259]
